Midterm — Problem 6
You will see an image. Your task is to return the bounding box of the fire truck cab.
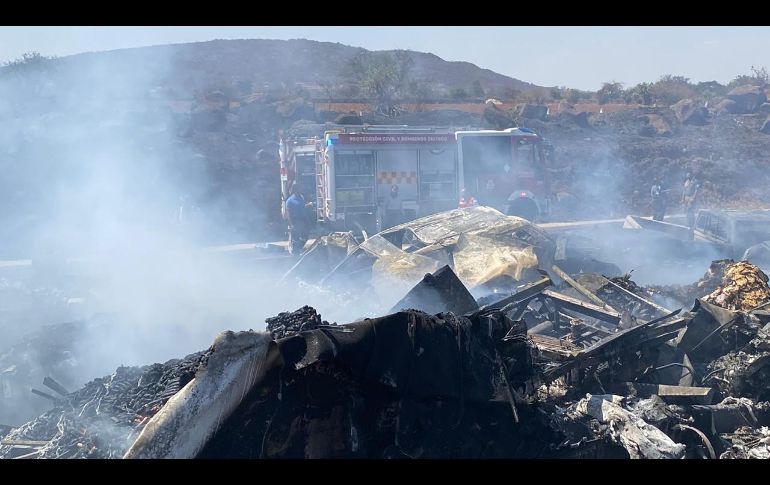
[456,128,549,222]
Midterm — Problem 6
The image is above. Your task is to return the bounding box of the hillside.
[27,38,539,99]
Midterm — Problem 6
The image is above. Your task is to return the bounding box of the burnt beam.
[541,289,621,324]
[552,264,618,313]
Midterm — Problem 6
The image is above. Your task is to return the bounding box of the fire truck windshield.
[462,136,540,181]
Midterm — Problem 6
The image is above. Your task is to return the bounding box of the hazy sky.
[0,26,767,91]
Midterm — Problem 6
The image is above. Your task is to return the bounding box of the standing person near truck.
[286,184,312,256]
[650,177,667,221]
[682,172,701,228]
[383,184,404,229]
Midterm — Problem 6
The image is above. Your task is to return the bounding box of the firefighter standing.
[286,184,313,256]
[682,172,701,229]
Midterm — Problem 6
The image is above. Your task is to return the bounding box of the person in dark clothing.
[650,177,667,221]
[286,185,312,256]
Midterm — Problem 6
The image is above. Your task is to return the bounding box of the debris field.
[5,207,770,459]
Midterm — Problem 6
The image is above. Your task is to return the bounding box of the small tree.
[694,80,727,100]
[1,52,57,102]
[550,86,564,100]
[2,51,52,71]
[727,66,769,89]
[751,66,769,86]
[349,50,414,116]
[624,82,653,105]
[650,75,697,105]
[565,88,582,104]
[597,81,624,104]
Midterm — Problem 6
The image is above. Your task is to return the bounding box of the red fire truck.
[279,125,551,233]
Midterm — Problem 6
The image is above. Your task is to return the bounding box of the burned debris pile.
[265,305,333,340]
[0,351,208,458]
[197,309,554,458]
[705,260,770,311]
[5,259,770,458]
[6,210,770,459]
[649,259,766,310]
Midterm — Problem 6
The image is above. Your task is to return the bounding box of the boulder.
[671,98,709,125]
[639,114,672,136]
[715,99,738,114]
[726,85,768,113]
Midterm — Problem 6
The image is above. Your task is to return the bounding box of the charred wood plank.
[573,318,614,336]
[530,334,581,361]
[541,289,621,324]
[31,388,59,402]
[471,272,552,315]
[527,320,553,335]
[604,279,672,316]
[12,449,42,459]
[609,382,716,405]
[552,264,618,313]
[1,439,49,447]
[43,376,70,396]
